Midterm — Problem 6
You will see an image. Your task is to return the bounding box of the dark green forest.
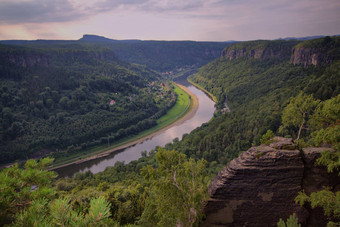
[0,44,175,164]
[167,37,340,171]
[1,35,230,72]
[0,36,339,226]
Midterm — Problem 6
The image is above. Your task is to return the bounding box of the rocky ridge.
[221,40,297,61]
[221,37,339,67]
[202,137,339,227]
[6,53,50,67]
[290,47,331,66]
[0,46,116,68]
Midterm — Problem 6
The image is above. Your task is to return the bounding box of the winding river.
[55,76,215,178]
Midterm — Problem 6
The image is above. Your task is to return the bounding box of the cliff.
[202,137,339,227]
[0,44,116,68]
[6,52,50,67]
[221,40,297,61]
[221,37,340,67]
[290,36,340,66]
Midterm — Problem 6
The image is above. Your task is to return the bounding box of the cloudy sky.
[0,0,339,41]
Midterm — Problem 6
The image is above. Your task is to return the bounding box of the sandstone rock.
[290,47,331,67]
[222,47,289,61]
[202,137,339,227]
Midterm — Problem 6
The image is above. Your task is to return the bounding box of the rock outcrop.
[6,53,50,67]
[290,47,331,67]
[221,40,297,61]
[2,49,116,68]
[202,137,339,227]
[222,47,288,61]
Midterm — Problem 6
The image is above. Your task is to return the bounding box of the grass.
[50,83,192,168]
[157,85,190,125]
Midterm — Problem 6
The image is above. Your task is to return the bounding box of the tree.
[309,94,340,150]
[280,92,319,146]
[12,196,112,227]
[277,213,301,227]
[260,129,275,145]
[140,148,209,227]
[0,158,57,225]
[295,151,340,226]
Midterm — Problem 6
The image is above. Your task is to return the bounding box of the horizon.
[0,33,338,43]
[0,0,339,42]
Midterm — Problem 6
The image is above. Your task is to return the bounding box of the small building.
[110,100,116,105]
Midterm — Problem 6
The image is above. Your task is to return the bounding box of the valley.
[0,35,339,226]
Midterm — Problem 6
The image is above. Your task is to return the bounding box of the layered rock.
[221,40,296,61]
[222,47,288,61]
[202,137,339,227]
[290,47,331,67]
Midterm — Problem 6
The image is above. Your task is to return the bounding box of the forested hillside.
[167,36,340,171]
[0,36,339,226]
[0,43,175,164]
[1,34,230,72]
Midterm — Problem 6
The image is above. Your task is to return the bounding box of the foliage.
[295,36,340,50]
[295,190,340,224]
[0,157,57,225]
[140,148,208,227]
[295,150,340,226]
[316,150,340,176]
[84,39,229,72]
[277,213,301,227]
[260,129,275,144]
[0,44,176,164]
[279,92,319,146]
[309,94,340,150]
[12,196,112,227]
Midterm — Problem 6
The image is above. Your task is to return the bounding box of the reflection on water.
[56,76,215,177]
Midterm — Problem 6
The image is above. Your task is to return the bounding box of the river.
[55,76,215,177]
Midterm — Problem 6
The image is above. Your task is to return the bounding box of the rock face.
[222,47,288,61]
[6,53,50,67]
[221,40,296,61]
[2,49,116,68]
[202,137,339,227]
[290,47,331,67]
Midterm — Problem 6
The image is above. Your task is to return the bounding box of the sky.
[0,0,339,41]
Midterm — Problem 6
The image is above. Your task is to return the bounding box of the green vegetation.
[0,150,208,226]
[50,83,191,167]
[0,44,177,165]
[187,78,217,102]
[1,36,339,226]
[165,38,339,172]
[0,158,57,225]
[156,84,191,125]
[260,129,275,145]
[140,149,208,226]
[279,92,320,146]
[295,35,340,49]
[277,213,301,227]
[294,150,340,226]
[79,37,229,72]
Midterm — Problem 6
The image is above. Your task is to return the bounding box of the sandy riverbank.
[49,83,199,171]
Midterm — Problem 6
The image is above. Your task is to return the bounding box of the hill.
[167,36,340,171]
[0,43,174,164]
[0,35,230,72]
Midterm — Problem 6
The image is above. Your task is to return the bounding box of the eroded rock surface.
[290,47,331,67]
[202,137,338,227]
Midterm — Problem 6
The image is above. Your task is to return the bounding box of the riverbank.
[49,82,198,170]
[187,78,217,103]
